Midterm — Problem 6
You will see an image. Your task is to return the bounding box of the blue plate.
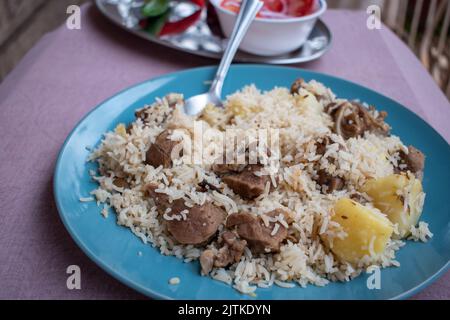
[54,65,450,300]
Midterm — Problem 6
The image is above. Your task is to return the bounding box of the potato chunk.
[323,198,394,264]
[362,174,424,238]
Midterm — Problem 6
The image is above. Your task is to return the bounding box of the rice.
[409,222,433,242]
[88,81,431,295]
[274,279,296,288]
[211,268,233,285]
[169,277,180,285]
[101,204,109,218]
[79,196,95,202]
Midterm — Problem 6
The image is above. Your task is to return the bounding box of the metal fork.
[183,0,263,116]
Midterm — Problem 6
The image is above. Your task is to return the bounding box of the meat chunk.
[402,146,425,174]
[145,130,179,168]
[316,170,345,193]
[214,231,247,267]
[199,231,247,275]
[290,78,306,95]
[197,180,220,192]
[212,163,245,175]
[144,183,172,210]
[199,249,215,275]
[326,102,390,139]
[145,183,225,245]
[314,136,331,156]
[226,210,288,253]
[222,165,271,200]
[397,145,425,179]
[166,203,225,245]
[113,177,129,189]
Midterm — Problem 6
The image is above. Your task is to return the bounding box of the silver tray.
[95,0,332,64]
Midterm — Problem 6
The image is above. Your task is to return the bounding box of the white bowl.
[211,0,327,56]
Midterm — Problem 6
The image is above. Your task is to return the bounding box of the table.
[0,3,448,300]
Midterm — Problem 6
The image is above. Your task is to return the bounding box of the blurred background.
[0,0,449,98]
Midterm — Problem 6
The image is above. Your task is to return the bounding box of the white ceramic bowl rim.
[210,0,327,24]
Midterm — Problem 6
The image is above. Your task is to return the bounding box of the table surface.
[0,3,449,300]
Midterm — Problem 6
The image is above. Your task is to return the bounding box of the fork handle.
[209,0,263,98]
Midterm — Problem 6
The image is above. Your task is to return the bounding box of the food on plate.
[87,78,431,294]
[220,0,316,19]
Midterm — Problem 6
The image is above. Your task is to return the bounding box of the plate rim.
[54,64,450,300]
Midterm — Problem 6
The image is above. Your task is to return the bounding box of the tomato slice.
[262,0,284,13]
[220,0,315,18]
[286,0,314,17]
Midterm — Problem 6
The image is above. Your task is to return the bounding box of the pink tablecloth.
[0,3,448,299]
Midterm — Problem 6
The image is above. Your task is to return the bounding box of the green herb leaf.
[141,0,169,18]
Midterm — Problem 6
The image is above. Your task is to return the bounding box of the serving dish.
[95,0,332,64]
